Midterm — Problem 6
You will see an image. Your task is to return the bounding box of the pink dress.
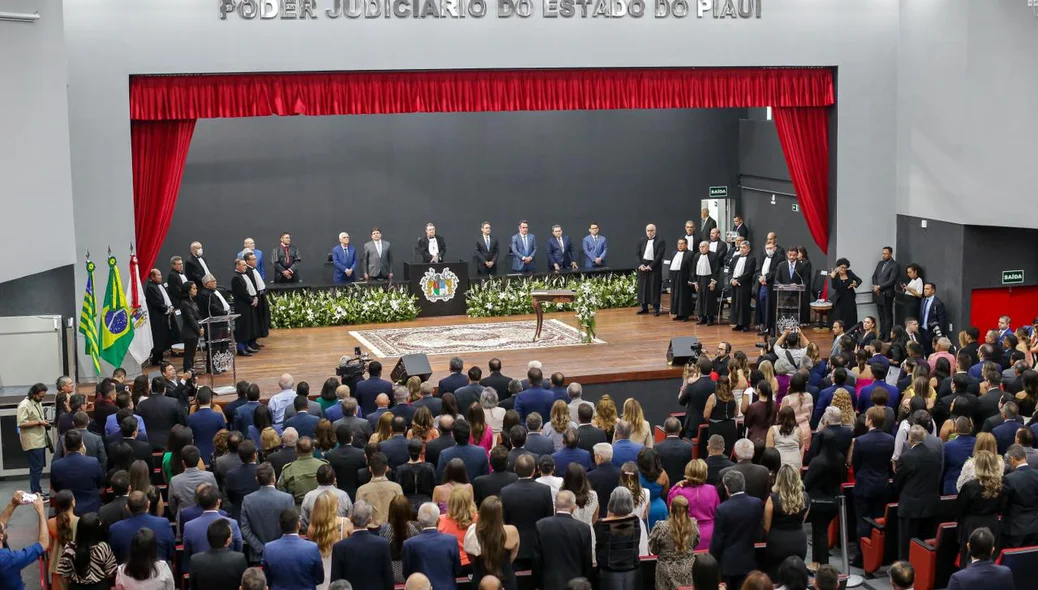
[781,392,814,444]
[666,483,720,550]
[471,426,494,455]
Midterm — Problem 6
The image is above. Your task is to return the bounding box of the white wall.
[0,0,75,283]
[898,0,1038,227]
[63,0,900,369]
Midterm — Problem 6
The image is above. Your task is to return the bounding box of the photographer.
[774,328,812,376]
[17,384,50,497]
[0,491,49,590]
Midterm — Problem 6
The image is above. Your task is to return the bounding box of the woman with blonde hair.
[704,376,738,454]
[780,373,814,444]
[666,458,718,550]
[956,432,1004,490]
[464,496,520,590]
[616,398,653,448]
[901,375,936,412]
[620,460,649,520]
[758,360,780,396]
[307,491,352,590]
[804,343,827,387]
[764,464,810,577]
[648,494,698,590]
[542,399,577,451]
[955,449,1003,565]
[829,389,856,428]
[438,485,478,573]
[406,375,423,403]
[370,411,394,445]
[594,395,619,441]
[259,427,282,461]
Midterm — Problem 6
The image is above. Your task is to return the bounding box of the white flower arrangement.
[268,286,419,328]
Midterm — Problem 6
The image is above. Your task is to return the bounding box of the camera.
[336,350,371,381]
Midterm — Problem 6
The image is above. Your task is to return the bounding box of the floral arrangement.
[267,285,419,329]
[465,273,638,328]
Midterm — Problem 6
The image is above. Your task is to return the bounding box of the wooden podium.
[531,289,575,341]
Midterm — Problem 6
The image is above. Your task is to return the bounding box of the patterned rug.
[349,319,604,357]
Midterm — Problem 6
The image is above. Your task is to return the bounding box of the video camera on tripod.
[336,346,371,382]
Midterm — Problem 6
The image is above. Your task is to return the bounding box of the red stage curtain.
[132,120,197,278]
[129,68,834,120]
[774,106,830,254]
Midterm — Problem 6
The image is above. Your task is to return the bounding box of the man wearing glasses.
[0,491,49,590]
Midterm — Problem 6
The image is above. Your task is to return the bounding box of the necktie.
[558,238,564,249]
[593,236,597,243]
[790,263,794,278]
[485,236,490,250]
[284,246,290,263]
[523,236,528,252]
[924,298,931,325]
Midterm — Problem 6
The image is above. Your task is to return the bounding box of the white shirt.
[428,238,439,258]
[157,283,172,308]
[669,251,685,271]
[250,267,266,291]
[521,234,529,251]
[239,272,257,296]
[374,241,383,257]
[761,254,774,276]
[177,272,187,284]
[696,253,712,276]
[642,239,655,261]
[708,241,718,252]
[535,475,563,504]
[684,234,695,245]
[732,256,747,278]
[213,289,230,312]
[268,389,297,425]
[197,256,212,277]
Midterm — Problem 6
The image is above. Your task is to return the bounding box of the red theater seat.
[859,502,899,574]
[996,545,1038,590]
[908,522,958,590]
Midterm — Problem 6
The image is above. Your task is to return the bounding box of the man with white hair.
[520,360,543,390]
[894,424,943,560]
[412,381,442,416]
[718,438,770,502]
[534,490,593,589]
[928,337,956,372]
[331,232,357,285]
[390,386,415,426]
[586,443,620,518]
[566,382,594,423]
[611,420,643,467]
[330,501,393,589]
[267,374,297,426]
[401,503,461,589]
[636,223,665,316]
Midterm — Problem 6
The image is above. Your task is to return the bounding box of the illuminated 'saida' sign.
[220,0,762,19]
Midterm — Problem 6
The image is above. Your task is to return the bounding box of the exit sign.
[1002,270,1025,285]
[709,186,728,198]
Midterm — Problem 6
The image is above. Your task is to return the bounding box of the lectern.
[774,284,806,332]
[404,262,470,317]
[200,314,239,387]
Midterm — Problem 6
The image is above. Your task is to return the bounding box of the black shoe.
[672,316,682,321]
[849,556,863,569]
[254,343,265,349]
[636,309,649,315]
[246,346,259,353]
[653,311,660,317]
[740,327,750,332]
[237,350,253,357]
[697,319,707,325]
[731,325,741,331]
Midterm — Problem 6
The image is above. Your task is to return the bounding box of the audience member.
[690,552,722,590]
[114,528,175,590]
[648,494,697,590]
[189,388,227,466]
[710,470,763,590]
[763,465,809,576]
[307,490,352,589]
[719,439,770,503]
[575,404,607,453]
[523,413,556,456]
[500,453,554,571]
[704,434,735,485]
[240,567,269,590]
[464,495,521,588]
[109,491,175,563]
[55,411,107,468]
[0,491,49,590]
[514,367,555,422]
[261,508,324,590]
[533,490,593,590]
[401,503,461,589]
[225,439,261,521]
[300,464,353,531]
[436,420,490,482]
[378,495,420,583]
[137,376,189,450]
[169,445,219,517]
[474,446,518,507]
[534,455,563,503]
[813,563,841,590]
[774,556,809,590]
[667,458,719,550]
[108,415,154,474]
[851,406,895,564]
[1002,444,1038,548]
[894,425,943,559]
[241,463,296,564]
[324,424,367,499]
[182,483,244,572]
[331,501,394,590]
[286,395,321,440]
[610,420,644,467]
[215,431,245,490]
[587,443,621,519]
[396,438,437,508]
[50,429,105,515]
[655,417,693,485]
[947,527,1015,590]
[333,398,373,450]
[99,470,131,532]
[190,519,249,590]
[279,436,330,503]
[267,428,299,480]
[593,487,643,589]
[379,416,411,470]
[356,452,404,527]
[802,428,846,569]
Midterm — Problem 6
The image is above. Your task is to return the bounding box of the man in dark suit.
[959,327,981,367]
[189,519,249,590]
[145,268,175,366]
[284,396,321,439]
[775,247,807,288]
[711,470,763,590]
[412,381,443,416]
[479,358,512,398]
[679,357,716,438]
[870,247,900,337]
[947,527,1016,590]
[98,470,131,533]
[332,398,373,450]
[402,503,462,589]
[55,411,107,469]
[425,416,456,469]
[718,439,770,502]
[919,283,948,356]
[505,426,535,472]
[514,367,555,422]
[182,484,244,573]
[240,463,295,564]
[214,431,244,492]
[378,417,410,471]
[437,357,468,395]
[575,405,607,453]
[587,443,621,518]
[362,228,393,282]
[704,435,734,486]
[636,224,666,316]
[992,400,1024,454]
[852,407,896,562]
[453,367,484,413]
[732,215,748,239]
[331,232,359,284]
[50,430,104,515]
[533,490,593,590]
[108,415,154,473]
[109,491,175,563]
[271,232,301,283]
[436,421,489,482]
[167,255,191,310]
[553,427,592,474]
[185,241,214,285]
[894,425,943,559]
[501,454,554,570]
[524,414,556,457]
[265,429,299,481]
[546,224,579,272]
[414,223,447,263]
[698,208,717,242]
[189,388,226,467]
[138,376,188,450]
[261,508,323,589]
[474,446,518,507]
[1001,444,1038,548]
[355,361,394,415]
[332,508,394,590]
[326,424,367,499]
[225,440,260,522]
[474,221,500,276]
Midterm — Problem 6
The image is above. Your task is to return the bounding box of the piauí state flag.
[78,259,102,376]
[126,253,153,365]
[99,255,135,368]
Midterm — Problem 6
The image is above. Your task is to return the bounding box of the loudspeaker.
[391,354,432,384]
[666,336,700,366]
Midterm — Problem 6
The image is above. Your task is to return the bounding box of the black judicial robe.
[245,267,270,339]
[165,270,189,345]
[755,251,780,330]
[230,273,259,344]
[668,250,695,319]
[692,251,721,318]
[185,255,211,286]
[729,254,758,327]
[636,236,666,308]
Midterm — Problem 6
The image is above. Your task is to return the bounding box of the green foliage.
[267,286,419,329]
[465,273,639,325]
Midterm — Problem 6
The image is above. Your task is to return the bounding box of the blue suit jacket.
[510,232,537,272]
[285,412,321,440]
[323,401,363,423]
[182,511,243,572]
[238,249,265,280]
[189,408,227,466]
[437,372,468,395]
[993,418,1025,455]
[355,378,394,415]
[812,385,856,429]
[437,443,489,482]
[234,401,261,433]
[943,435,975,495]
[49,452,105,515]
[402,529,461,590]
[710,493,764,577]
[330,530,393,590]
[514,387,555,422]
[331,244,358,284]
[553,446,593,473]
[857,381,900,413]
[109,513,175,563]
[947,559,1015,590]
[378,435,410,469]
[581,234,608,269]
[262,535,324,590]
[546,235,576,269]
[852,429,895,498]
[104,413,147,438]
[611,439,644,467]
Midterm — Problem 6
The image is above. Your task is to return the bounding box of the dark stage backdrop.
[157,109,743,284]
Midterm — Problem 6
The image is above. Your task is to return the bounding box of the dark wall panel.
[895,215,966,332]
[738,119,791,182]
[158,109,742,283]
[961,225,1038,328]
[0,265,75,320]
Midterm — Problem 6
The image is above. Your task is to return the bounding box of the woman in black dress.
[955,450,1002,565]
[828,258,861,328]
[179,282,202,373]
[595,487,643,590]
[764,463,810,577]
[703,376,738,455]
[803,428,847,569]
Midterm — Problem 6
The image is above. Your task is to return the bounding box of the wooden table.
[531,289,576,341]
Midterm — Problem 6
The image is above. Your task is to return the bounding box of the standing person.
[402,503,461,589]
[546,224,579,272]
[236,238,265,279]
[18,383,51,497]
[755,242,780,334]
[240,463,297,565]
[509,221,537,273]
[179,283,202,373]
[56,512,118,590]
[828,258,862,328]
[1001,444,1038,548]
[230,258,260,356]
[331,233,358,284]
[464,496,521,590]
[533,491,593,590]
[648,495,698,590]
[699,208,717,242]
[261,508,324,590]
[667,239,694,322]
[729,240,757,332]
[306,492,351,590]
[185,242,214,286]
[242,251,270,341]
[474,222,500,277]
[330,501,394,590]
[955,450,1002,567]
[500,454,553,571]
[47,491,78,590]
[189,520,249,590]
[919,283,949,357]
[271,232,301,284]
[871,247,899,337]
[763,465,810,577]
[803,429,846,570]
[363,228,393,282]
[635,224,665,316]
[947,528,1016,590]
[692,241,721,326]
[0,492,50,590]
[145,269,175,367]
[850,407,895,565]
[593,488,643,590]
[581,223,608,270]
[894,425,943,559]
[710,471,763,590]
[415,223,447,264]
[113,529,175,590]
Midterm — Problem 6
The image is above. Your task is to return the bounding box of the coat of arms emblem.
[420,267,459,302]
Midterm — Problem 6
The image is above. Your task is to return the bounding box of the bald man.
[636,224,666,316]
[479,576,503,590]
[405,573,432,590]
[237,238,266,280]
[185,241,213,286]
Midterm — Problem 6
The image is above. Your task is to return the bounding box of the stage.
[206,303,763,402]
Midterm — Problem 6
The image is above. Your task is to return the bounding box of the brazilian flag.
[78,258,102,375]
[99,255,134,368]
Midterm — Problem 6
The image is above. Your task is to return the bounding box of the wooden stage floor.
[200,305,764,399]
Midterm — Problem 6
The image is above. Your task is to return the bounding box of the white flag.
[126,254,154,366]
